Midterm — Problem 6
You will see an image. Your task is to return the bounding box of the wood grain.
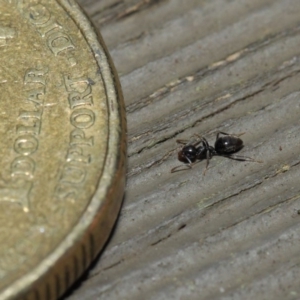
[66,0,300,299]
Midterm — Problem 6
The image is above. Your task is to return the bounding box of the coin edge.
[0,1,126,299]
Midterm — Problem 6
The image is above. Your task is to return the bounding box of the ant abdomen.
[214,135,243,154]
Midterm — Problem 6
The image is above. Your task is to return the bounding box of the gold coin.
[0,0,126,299]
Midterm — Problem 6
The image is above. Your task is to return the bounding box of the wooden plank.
[65,0,300,299]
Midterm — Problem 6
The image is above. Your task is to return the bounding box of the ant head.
[178,145,197,163]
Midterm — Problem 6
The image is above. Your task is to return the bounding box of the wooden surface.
[66,1,300,299]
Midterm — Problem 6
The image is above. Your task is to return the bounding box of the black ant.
[171,132,262,175]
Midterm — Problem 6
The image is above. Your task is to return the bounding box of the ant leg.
[201,137,210,148]
[216,131,245,140]
[176,138,203,147]
[192,135,209,149]
[171,161,201,173]
[192,133,203,141]
[171,164,192,173]
[220,154,263,163]
[202,150,212,176]
[176,139,190,145]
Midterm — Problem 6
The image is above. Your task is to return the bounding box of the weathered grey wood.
[66,0,300,299]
